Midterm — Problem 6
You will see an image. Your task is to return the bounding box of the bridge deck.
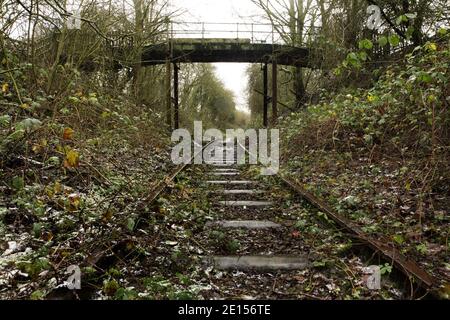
[142,39,320,67]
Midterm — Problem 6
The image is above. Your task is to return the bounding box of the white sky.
[171,0,263,113]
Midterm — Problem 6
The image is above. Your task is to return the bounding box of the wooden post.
[165,60,172,129]
[272,60,278,125]
[173,63,179,130]
[263,63,268,128]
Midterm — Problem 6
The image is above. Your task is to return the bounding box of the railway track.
[49,138,439,300]
[189,139,437,299]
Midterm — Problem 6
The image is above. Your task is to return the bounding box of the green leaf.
[333,67,342,76]
[389,34,400,47]
[396,15,408,25]
[418,72,432,83]
[0,115,11,127]
[88,96,99,105]
[416,243,428,254]
[115,287,138,300]
[33,223,42,238]
[346,52,361,68]
[313,260,327,268]
[30,290,46,300]
[378,36,388,47]
[127,218,135,231]
[103,279,120,296]
[380,263,392,275]
[425,42,437,52]
[226,239,241,253]
[406,26,415,40]
[427,94,436,103]
[347,52,359,62]
[6,129,25,142]
[16,118,42,132]
[393,234,405,245]
[438,28,448,36]
[358,51,368,61]
[47,156,60,166]
[68,96,80,104]
[358,39,373,50]
[11,176,24,190]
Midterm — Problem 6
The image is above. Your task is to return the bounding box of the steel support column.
[173,63,179,130]
[272,60,278,125]
[263,63,268,128]
[165,60,172,129]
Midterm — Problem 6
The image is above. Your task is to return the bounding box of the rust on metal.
[238,140,436,290]
[279,176,437,289]
[138,140,215,209]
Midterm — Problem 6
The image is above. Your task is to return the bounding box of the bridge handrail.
[105,21,322,50]
[166,21,321,46]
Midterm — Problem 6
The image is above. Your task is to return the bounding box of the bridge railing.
[166,21,320,46]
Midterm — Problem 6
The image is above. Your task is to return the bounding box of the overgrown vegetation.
[0,0,449,300]
[245,0,450,294]
[280,36,449,285]
[0,0,245,298]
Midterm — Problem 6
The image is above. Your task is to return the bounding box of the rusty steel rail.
[47,139,214,299]
[137,140,214,209]
[236,140,438,293]
[279,175,437,290]
[135,162,190,210]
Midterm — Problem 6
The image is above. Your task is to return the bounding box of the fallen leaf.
[32,144,42,154]
[102,210,114,221]
[63,127,74,140]
[68,192,81,211]
[41,231,53,242]
[64,149,80,168]
[426,42,437,51]
[292,230,301,238]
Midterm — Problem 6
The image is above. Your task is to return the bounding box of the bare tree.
[252,0,317,109]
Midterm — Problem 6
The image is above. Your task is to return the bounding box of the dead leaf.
[68,192,81,211]
[292,230,301,238]
[64,149,80,168]
[102,210,114,222]
[63,127,74,140]
[293,275,307,283]
[32,144,42,154]
[1,83,9,93]
[41,231,53,242]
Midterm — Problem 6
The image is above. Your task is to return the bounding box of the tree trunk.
[292,0,306,108]
[294,67,305,108]
[133,0,144,105]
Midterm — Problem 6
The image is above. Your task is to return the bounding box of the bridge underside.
[148,39,322,131]
[142,39,319,67]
